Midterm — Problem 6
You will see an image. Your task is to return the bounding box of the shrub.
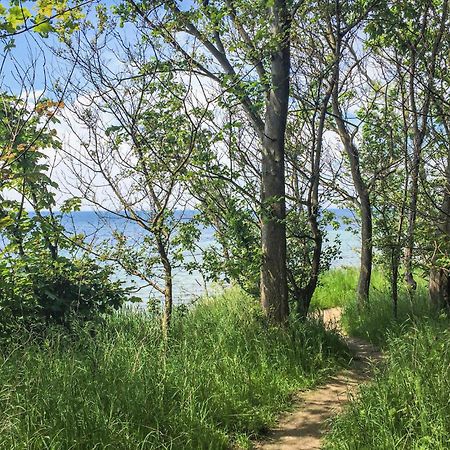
[0,254,127,338]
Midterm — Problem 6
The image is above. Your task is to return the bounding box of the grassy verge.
[341,285,432,347]
[0,288,349,450]
[324,319,450,449]
[311,267,386,310]
[323,270,450,449]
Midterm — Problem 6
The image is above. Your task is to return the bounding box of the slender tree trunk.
[428,5,450,311]
[358,193,373,304]
[260,0,291,323]
[332,99,373,306]
[162,265,173,336]
[156,236,173,337]
[131,0,292,323]
[291,84,332,318]
[391,249,399,319]
[403,63,422,290]
[429,138,450,311]
[330,15,372,306]
[404,2,448,289]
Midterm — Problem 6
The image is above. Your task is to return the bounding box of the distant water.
[61,209,360,304]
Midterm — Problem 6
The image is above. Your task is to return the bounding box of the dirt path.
[255,308,381,450]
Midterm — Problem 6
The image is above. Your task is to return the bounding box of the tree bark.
[391,249,399,319]
[260,0,291,322]
[404,1,448,289]
[289,81,333,318]
[332,99,373,306]
[330,11,372,306]
[157,235,173,338]
[429,135,450,311]
[403,59,422,291]
[128,0,291,322]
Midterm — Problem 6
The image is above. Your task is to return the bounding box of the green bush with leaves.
[0,93,127,337]
[0,253,127,336]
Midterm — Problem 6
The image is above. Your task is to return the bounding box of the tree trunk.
[293,237,322,319]
[404,0,448,288]
[291,84,332,318]
[332,99,373,306]
[157,236,173,338]
[429,267,450,311]
[260,0,291,323]
[358,192,373,304]
[391,249,399,319]
[429,145,450,311]
[330,16,372,306]
[403,83,422,291]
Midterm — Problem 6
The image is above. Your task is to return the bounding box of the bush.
[0,254,127,338]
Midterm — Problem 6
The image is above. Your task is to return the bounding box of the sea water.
[62,209,360,305]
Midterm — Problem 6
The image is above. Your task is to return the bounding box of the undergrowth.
[0,288,348,450]
[324,319,450,450]
[341,286,432,347]
[311,267,385,310]
[324,269,450,449]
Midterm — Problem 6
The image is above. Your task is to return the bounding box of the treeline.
[0,0,449,334]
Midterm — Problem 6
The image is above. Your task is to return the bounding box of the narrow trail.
[256,308,382,450]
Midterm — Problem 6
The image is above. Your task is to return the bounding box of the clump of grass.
[0,288,348,450]
[341,286,432,347]
[324,319,450,450]
[311,267,386,310]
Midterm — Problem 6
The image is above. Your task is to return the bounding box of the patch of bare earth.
[255,307,381,450]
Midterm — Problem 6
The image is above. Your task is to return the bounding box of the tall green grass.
[0,288,348,450]
[324,320,450,449]
[311,267,386,310]
[341,286,432,347]
[324,270,450,449]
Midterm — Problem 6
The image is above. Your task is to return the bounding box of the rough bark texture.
[130,0,292,322]
[260,0,291,322]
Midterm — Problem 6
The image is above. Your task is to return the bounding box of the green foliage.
[0,0,84,39]
[179,201,261,297]
[0,289,349,449]
[79,70,215,304]
[366,0,448,56]
[324,319,450,449]
[0,95,61,196]
[341,280,430,347]
[311,267,386,310]
[286,208,341,307]
[0,253,127,338]
[0,93,127,336]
